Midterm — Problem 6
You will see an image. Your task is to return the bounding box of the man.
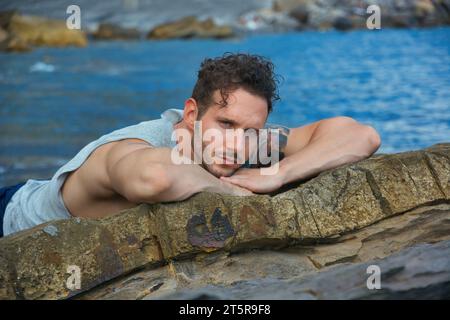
[0,53,381,237]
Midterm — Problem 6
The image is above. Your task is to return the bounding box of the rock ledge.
[0,143,449,300]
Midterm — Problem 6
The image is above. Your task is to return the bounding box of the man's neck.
[173,120,188,144]
[172,120,195,162]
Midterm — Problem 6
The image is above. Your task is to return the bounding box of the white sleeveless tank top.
[3,108,183,236]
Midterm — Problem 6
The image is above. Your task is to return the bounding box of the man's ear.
[183,98,199,130]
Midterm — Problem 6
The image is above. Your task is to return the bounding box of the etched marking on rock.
[187,208,235,249]
[299,190,323,238]
[356,167,394,217]
[422,152,447,198]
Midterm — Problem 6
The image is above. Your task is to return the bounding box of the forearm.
[146,163,233,203]
[110,148,251,203]
[278,122,381,185]
[220,118,381,194]
[126,163,252,203]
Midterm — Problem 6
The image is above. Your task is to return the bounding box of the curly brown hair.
[191,53,281,118]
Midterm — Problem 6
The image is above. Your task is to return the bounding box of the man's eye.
[220,121,233,128]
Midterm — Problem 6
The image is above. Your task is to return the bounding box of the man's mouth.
[210,150,243,168]
[220,163,240,169]
[217,155,240,168]
[222,155,236,163]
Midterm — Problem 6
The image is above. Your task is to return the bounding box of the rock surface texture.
[0,143,449,300]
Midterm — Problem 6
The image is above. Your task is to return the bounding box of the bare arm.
[278,116,381,184]
[105,140,252,203]
[221,116,381,192]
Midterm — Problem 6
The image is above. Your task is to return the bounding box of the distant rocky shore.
[0,11,233,52]
[1,0,449,52]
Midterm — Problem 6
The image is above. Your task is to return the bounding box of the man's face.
[194,88,268,177]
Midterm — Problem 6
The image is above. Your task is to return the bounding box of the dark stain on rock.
[251,200,277,226]
[126,235,138,246]
[187,208,235,248]
[240,202,277,237]
[43,251,62,266]
[240,205,266,236]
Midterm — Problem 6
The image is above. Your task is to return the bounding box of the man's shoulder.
[161,108,183,125]
[241,122,290,169]
[264,122,291,135]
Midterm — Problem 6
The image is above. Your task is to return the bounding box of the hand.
[219,167,284,194]
[201,171,254,197]
[218,180,255,197]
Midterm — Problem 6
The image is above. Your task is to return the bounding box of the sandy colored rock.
[5,13,87,50]
[0,205,160,299]
[92,23,140,40]
[147,16,233,39]
[273,0,312,13]
[78,202,450,299]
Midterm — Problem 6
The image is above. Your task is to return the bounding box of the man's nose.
[231,129,246,160]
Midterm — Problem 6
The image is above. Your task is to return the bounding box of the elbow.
[359,125,381,157]
[329,117,381,156]
[123,163,172,203]
[367,125,381,153]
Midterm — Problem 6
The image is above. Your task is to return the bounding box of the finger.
[226,186,253,196]
[220,176,244,186]
[235,187,254,196]
[220,175,245,182]
[224,177,254,191]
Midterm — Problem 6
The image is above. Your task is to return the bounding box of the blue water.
[1,27,449,185]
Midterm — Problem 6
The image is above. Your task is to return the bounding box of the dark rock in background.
[91,23,140,40]
[333,16,354,31]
